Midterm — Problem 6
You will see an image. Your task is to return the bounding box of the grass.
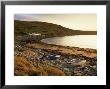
[14,20,96,36]
[14,56,39,76]
[47,67,65,76]
[14,56,65,76]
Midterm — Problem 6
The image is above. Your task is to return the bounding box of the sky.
[14,14,96,31]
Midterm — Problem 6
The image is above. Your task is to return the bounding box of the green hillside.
[14,20,96,37]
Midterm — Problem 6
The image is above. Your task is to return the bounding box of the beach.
[14,36,97,76]
[26,42,97,59]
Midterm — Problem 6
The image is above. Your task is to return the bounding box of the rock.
[71,60,86,67]
[64,68,69,71]
[75,72,82,76]
[92,65,97,69]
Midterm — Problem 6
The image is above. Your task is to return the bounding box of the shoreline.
[14,35,97,76]
[26,41,97,60]
[14,19,97,76]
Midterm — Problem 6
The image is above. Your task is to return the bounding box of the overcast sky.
[14,14,96,31]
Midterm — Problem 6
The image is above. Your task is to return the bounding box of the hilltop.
[14,20,96,37]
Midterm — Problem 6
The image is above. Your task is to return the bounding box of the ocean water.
[41,35,97,49]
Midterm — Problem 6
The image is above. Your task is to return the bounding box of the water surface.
[41,35,97,49]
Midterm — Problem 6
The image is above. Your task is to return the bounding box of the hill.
[14,20,96,37]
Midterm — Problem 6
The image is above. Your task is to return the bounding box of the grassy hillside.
[14,20,96,36]
[14,56,65,76]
